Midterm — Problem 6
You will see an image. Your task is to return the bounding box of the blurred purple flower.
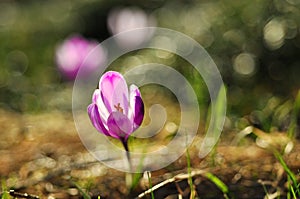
[87,71,144,149]
[55,35,106,80]
[107,7,156,48]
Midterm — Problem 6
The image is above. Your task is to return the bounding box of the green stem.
[122,140,132,172]
[122,140,133,189]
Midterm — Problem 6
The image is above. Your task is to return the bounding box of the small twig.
[9,190,39,199]
[175,182,185,195]
[136,169,207,198]
[264,190,281,199]
[175,181,191,197]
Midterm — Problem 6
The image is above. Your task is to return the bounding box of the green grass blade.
[186,147,195,199]
[199,84,226,158]
[131,154,146,190]
[288,90,300,138]
[274,151,297,186]
[72,181,91,199]
[274,151,299,197]
[131,172,143,190]
[147,171,155,199]
[204,172,229,194]
[288,176,297,199]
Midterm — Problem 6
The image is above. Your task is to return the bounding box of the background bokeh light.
[0,0,299,116]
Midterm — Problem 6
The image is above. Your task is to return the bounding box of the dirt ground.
[0,108,299,199]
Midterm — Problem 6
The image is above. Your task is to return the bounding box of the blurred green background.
[1,0,300,127]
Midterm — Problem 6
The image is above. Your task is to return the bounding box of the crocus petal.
[87,103,110,136]
[129,84,144,130]
[99,71,129,115]
[92,89,109,123]
[133,96,144,128]
[107,112,133,140]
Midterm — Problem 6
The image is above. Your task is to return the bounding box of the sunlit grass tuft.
[1,181,10,199]
[72,181,91,199]
[274,151,300,198]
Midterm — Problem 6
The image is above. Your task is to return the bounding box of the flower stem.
[122,140,133,189]
[122,140,132,172]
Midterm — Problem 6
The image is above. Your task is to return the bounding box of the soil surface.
[0,108,299,199]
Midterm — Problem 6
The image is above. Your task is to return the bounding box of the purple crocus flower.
[87,71,144,150]
[55,35,105,80]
